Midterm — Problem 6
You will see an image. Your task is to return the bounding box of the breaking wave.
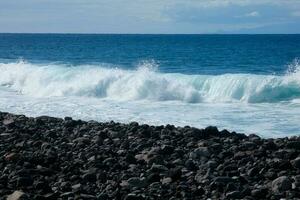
[1,60,300,103]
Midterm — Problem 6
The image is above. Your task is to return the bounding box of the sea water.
[0,34,300,137]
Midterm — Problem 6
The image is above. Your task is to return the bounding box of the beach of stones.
[0,112,300,200]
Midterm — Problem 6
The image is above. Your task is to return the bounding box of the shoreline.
[0,111,299,199]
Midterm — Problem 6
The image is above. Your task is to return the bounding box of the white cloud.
[162,0,300,8]
[0,0,300,33]
[245,11,260,17]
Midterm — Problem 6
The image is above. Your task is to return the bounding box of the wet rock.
[204,126,219,135]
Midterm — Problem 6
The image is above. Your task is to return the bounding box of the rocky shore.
[0,111,299,200]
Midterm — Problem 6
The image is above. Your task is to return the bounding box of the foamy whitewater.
[1,60,300,138]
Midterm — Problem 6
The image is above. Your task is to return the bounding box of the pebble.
[0,111,299,199]
[272,176,292,193]
[7,191,28,200]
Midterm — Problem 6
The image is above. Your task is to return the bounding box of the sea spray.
[1,60,300,103]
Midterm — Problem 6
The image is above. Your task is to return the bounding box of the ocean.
[0,34,300,137]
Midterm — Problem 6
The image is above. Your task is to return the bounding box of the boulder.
[272,176,292,193]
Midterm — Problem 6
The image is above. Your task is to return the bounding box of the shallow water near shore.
[0,34,300,138]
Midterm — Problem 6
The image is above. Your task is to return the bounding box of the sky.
[0,0,300,34]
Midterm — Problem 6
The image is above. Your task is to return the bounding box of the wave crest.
[0,60,300,103]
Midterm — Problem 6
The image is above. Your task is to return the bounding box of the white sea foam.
[0,60,300,137]
[0,60,300,103]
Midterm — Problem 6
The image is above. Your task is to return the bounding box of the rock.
[60,181,71,191]
[272,176,292,193]
[190,147,210,159]
[5,153,19,161]
[291,157,300,169]
[124,194,145,200]
[36,167,55,176]
[72,137,90,145]
[64,116,73,121]
[294,175,300,187]
[204,126,219,135]
[210,143,223,154]
[34,181,52,192]
[185,159,198,171]
[241,142,257,150]
[214,177,234,184]
[226,191,242,199]
[0,111,299,200]
[6,191,28,200]
[3,118,15,126]
[125,153,137,164]
[108,130,123,138]
[127,177,147,188]
[286,141,300,150]
[159,145,174,155]
[78,194,97,199]
[247,167,259,177]
[39,193,59,200]
[169,167,182,181]
[97,193,109,200]
[251,187,268,198]
[193,187,205,196]
[71,183,82,192]
[60,192,74,198]
[17,177,33,187]
[206,160,218,169]
[150,164,168,173]
[82,170,97,182]
[161,177,172,184]
[147,173,160,184]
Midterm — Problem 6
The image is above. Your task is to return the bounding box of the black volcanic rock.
[0,111,299,199]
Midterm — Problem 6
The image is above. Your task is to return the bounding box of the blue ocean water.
[0,34,300,137]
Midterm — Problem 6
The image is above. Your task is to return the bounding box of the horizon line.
[0,32,300,35]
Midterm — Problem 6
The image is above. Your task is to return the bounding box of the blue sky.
[0,0,300,33]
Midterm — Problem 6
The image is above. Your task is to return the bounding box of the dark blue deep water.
[0,34,300,74]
